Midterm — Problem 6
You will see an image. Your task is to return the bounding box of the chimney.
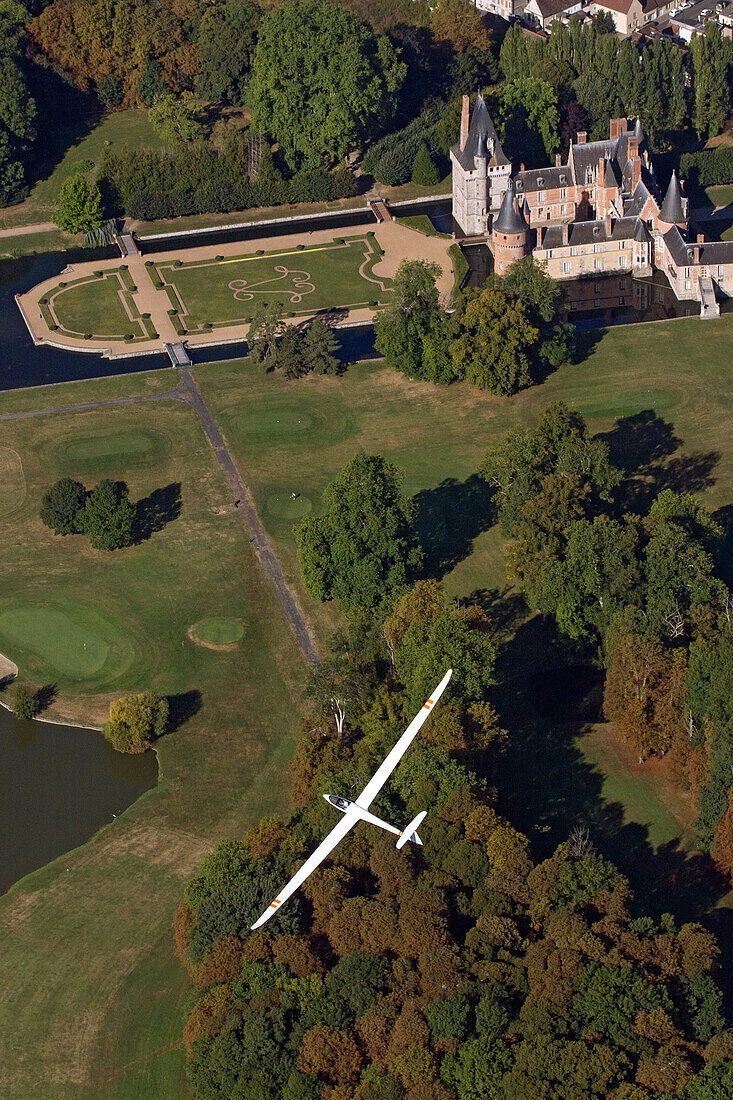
[697,232,704,243]
[520,162,525,173]
[609,118,625,140]
[460,95,470,151]
[556,153,562,167]
[577,131,587,144]
[628,137,639,160]
[537,226,543,248]
[562,222,569,245]
[605,213,612,237]
[693,245,700,263]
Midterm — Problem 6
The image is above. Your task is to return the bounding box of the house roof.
[538,216,639,249]
[663,225,733,267]
[451,94,509,173]
[494,179,528,234]
[515,165,570,193]
[593,0,637,13]
[624,180,654,216]
[530,0,578,17]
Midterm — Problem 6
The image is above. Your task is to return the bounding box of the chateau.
[451,94,733,315]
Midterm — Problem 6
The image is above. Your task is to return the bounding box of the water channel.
[0,703,157,894]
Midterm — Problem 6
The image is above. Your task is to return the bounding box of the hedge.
[680,147,733,189]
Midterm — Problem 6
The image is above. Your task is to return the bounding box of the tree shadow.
[35,684,58,714]
[492,615,731,933]
[713,504,733,588]
[413,474,495,579]
[597,410,719,511]
[166,689,202,734]
[464,586,528,643]
[133,483,182,543]
[25,63,100,190]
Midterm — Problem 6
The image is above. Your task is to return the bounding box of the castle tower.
[451,94,511,238]
[656,170,687,233]
[493,179,529,276]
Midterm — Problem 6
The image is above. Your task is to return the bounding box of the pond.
[0,703,157,894]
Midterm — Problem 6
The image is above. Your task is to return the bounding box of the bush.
[14,684,40,721]
[40,478,87,535]
[55,174,104,234]
[97,75,124,111]
[411,142,439,186]
[104,691,169,753]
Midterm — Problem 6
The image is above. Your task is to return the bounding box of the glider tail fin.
[396,810,427,850]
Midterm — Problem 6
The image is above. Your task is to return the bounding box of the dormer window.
[593,225,601,236]
[537,176,544,186]
[559,174,567,183]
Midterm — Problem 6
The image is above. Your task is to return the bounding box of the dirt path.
[0,376,320,667]
[0,221,57,239]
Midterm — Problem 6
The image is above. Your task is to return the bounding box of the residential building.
[523,0,585,30]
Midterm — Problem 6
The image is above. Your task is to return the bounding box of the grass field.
[0,389,306,1098]
[2,310,733,1096]
[0,111,166,232]
[46,270,153,342]
[193,312,733,642]
[158,235,390,333]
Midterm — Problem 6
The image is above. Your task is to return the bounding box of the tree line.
[176,442,733,1098]
[0,0,37,205]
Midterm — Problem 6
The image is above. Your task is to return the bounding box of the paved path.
[0,373,320,667]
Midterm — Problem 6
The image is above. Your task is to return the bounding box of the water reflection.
[0,703,157,893]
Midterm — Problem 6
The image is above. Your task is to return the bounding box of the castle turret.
[657,170,686,232]
[493,179,529,276]
[450,94,511,238]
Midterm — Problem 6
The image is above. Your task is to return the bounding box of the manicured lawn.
[0,111,166,231]
[0,229,77,259]
[158,235,390,333]
[706,184,733,209]
[0,367,175,416]
[48,270,148,341]
[398,214,451,238]
[0,391,306,1098]
[194,313,733,641]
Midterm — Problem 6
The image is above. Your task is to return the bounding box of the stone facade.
[451,96,733,312]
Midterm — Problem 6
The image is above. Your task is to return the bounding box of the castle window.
[563,262,571,272]
[619,240,626,248]
[684,279,691,290]
[547,251,552,258]
[619,280,627,290]
[560,188,567,199]
[594,258,602,269]
[538,191,545,202]
[618,255,627,266]
[594,283,601,292]
[571,246,578,256]
[594,243,601,252]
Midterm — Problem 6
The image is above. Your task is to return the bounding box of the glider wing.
[250,811,357,930]
[356,668,452,810]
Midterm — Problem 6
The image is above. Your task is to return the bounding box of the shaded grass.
[0,394,306,1098]
[0,367,176,416]
[0,112,166,231]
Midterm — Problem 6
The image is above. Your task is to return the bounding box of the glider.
[251,668,453,930]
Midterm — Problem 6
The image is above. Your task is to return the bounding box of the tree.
[196,0,260,106]
[39,478,87,535]
[711,785,733,884]
[411,142,438,186]
[306,656,370,735]
[303,319,340,375]
[452,286,539,394]
[248,0,406,169]
[295,452,423,611]
[81,479,135,550]
[103,690,169,753]
[248,298,286,368]
[13,683,39,720]
[54,173,103,234]
[148,93,204,146]
[499,77,560,162]
[430,0,492,53]
[374,259,452,383]
[298,1024,363,1085]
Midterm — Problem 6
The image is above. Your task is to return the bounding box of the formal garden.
[153,234,391,335]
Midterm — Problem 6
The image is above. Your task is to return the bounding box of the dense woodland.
[1,0,732,215]
[176,411,733,1098]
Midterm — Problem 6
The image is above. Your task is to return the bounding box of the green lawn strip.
[145,262,164,289]
[159,236,391,332]
[705,184,733,208]
[0,229,77,258]
[399,214,451,238]
[0,368,176,415]
[118,266,136,292]
[0,395,306,1097]
[448,242,469,305]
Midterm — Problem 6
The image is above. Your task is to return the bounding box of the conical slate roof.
[494,179,528,234]
[659,170,685,225]
[635,116,643,140]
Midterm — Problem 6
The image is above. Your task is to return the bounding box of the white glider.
[251,668,453,930]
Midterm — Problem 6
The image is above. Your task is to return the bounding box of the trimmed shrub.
[14,684,40,720]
